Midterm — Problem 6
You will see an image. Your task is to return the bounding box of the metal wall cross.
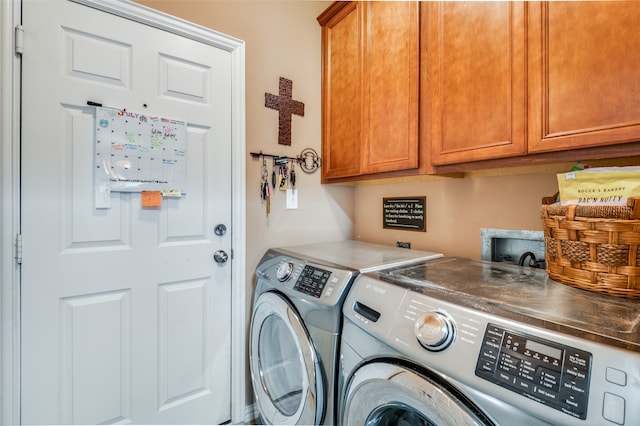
[265,77,305,146]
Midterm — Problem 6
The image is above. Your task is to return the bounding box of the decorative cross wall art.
[265,77,305,146]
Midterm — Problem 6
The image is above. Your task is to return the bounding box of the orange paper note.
[141,191,162,207]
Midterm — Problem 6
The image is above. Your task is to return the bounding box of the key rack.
[250,148,321,174]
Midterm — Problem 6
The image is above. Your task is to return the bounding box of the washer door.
[250,291,324,425]
[342,362,495,426]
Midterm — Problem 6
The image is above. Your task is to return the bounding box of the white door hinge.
[15,234,22,265]
[15,25,24,56]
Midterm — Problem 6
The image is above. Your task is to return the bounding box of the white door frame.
[1,0,21,423]
[0,1,247,424]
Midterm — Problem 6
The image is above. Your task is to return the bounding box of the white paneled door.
[20,0,234,423]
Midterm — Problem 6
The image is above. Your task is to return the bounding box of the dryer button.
[602,392,625,425]
[606,367,627,387]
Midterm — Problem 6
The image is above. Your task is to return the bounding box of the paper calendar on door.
[94,106,187,193]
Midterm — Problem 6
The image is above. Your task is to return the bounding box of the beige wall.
[353,170,560,259]
[352,155,640,258]
[352,157,640,259]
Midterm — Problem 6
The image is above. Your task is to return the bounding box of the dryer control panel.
[256,251,356,306]
[294,265,332,298]
[475,323,592,420]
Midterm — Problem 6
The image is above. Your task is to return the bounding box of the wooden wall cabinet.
[319,1,640,181]
[424,2,527,170]
[428,1,640,172]
[318,1,420,181]
[528,1,640,153]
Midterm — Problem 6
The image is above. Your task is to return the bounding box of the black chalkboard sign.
[383,197,426,232]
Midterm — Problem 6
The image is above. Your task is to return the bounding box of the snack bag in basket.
[557,166,640,206]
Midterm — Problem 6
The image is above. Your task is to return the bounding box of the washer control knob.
[276,261,294,282]
[414,311,455,351]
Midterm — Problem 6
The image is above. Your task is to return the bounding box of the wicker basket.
[541,194,640,299]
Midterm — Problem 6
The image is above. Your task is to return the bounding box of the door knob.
[214,224,227,236]
[213,250,229,264]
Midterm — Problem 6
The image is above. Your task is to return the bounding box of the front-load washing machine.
[339,257,640,426]
[249,240,442,425]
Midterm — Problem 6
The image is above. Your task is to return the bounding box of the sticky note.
[162,189,182,198]
[141,191,162,207]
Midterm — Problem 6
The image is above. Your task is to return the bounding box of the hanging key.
[290,161,296,187]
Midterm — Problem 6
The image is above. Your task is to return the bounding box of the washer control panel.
[293,265,332,298]
[475,323,592,420]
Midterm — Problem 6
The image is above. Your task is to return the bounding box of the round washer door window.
[342,362,495,426]
[250,291,323,425]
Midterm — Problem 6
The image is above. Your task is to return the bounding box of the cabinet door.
[320,2,362,179]
[528,2,640,153]
[362,1,419,175]
[426,2,527,167]
[319,1,419,180]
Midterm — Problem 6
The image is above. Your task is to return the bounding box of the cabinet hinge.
[15,25,24,56]
[15,234,22,265]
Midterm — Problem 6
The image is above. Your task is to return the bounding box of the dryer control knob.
[414,311,455,351]
[276,261,294,282]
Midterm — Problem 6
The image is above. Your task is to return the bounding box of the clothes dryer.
[339,258,640,426]
[249,241,442,425]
